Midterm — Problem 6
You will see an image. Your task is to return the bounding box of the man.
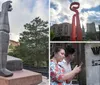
[59,45,81,85]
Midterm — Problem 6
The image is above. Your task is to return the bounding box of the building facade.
[86,22,96,33]
[9,40,20,46]
[50,23,72,40]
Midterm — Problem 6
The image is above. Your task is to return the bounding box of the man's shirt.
[58,59,72,85]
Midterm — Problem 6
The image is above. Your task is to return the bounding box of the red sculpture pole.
[70,2,82,41]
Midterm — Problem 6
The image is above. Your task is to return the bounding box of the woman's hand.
[73,65,81,74]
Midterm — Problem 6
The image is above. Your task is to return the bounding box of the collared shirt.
[50,59,66,85]
[58,59,72,85]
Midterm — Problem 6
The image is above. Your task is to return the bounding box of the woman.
[50,47,81,85]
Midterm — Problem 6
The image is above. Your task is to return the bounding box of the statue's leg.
[0,31,13,77]
[71,14,77,41]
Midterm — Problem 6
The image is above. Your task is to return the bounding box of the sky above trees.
[50,0,100,31]
[0,0,49,41]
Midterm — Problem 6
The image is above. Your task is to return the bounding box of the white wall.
[85,43,100,85]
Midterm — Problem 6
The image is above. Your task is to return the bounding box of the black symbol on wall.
[91,46,100,55]
[92,60,100,66]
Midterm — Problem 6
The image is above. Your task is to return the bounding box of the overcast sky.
[50,0,100,31]
[0,0,49,41]
[0,0,100,41]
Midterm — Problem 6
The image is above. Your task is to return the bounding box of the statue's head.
[2,1,12,12]
[70,2,80,12]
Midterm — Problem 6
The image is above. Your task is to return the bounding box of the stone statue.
[0,1,13,77]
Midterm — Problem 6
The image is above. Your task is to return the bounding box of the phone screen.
[79,62,83,67]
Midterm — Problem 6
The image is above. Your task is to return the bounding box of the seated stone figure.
[0,1,13,77]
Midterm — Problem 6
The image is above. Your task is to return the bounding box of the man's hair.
[65,45,75,57]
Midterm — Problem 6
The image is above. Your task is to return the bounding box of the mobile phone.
[79,62,83,67]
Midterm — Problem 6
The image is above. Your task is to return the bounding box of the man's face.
[66,53,75,62]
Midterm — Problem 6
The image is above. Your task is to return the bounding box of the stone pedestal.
[0,69,42,85]
[7,55,23,71]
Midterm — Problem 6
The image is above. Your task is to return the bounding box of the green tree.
[50,30,55,40]
[9,17,49,67]
[85,32,97,41]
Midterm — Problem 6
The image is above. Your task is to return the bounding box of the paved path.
[38,76,79,85]
[38,76,49,85]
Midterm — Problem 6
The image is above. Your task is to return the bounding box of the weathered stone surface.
[7,55,23,71]
[0,69,42,85]
[85,43,100,85]
[0,1,13,77]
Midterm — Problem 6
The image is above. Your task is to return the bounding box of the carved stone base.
[0,69,42,85]
[7,55,23,71]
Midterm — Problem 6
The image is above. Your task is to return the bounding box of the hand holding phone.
[79,62,83,67]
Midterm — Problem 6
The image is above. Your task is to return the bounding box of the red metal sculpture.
[70,2,82,41]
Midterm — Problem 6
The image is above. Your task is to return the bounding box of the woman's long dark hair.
[50,47,64,59]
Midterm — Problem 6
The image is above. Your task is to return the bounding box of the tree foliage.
[85,32,97,41]
[8,17,49,67]
[50,30,55,40]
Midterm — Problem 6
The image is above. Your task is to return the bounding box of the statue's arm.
[0,12,1,17]
[0,12,1,20]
